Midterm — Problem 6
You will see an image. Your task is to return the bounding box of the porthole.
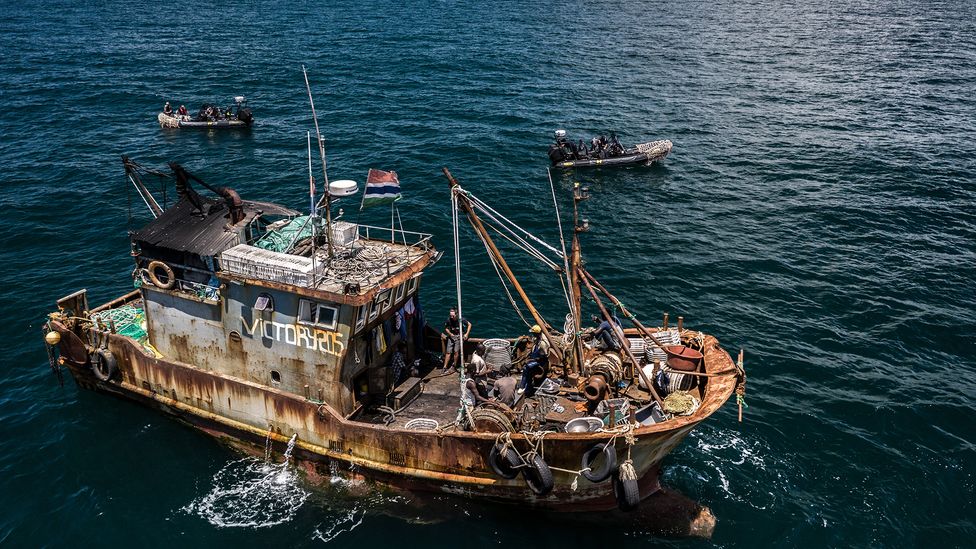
[271,370,281,383]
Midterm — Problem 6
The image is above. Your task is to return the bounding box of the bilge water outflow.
[184,434,308,529]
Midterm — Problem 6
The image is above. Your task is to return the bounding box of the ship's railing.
[136,268,221,302]
[357,224,433,249]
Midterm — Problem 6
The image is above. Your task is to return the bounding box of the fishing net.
[255,216,312,253]
[91,305,147,341]
[662,390,700,416]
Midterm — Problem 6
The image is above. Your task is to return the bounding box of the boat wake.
[183,434,310,528]
[664,426,798,511]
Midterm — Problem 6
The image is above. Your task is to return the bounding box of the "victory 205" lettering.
[240,316,344,356]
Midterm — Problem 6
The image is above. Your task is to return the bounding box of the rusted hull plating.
[50,319,736,513]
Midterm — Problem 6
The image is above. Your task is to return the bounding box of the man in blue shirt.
[591,314,622,351]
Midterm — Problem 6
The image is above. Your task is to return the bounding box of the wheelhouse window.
[407,276,419,294]
[298,299,338,329]
[379,288,394,313]
[368,300,379,321]
[355,303,368,331]
[395,283,406,303]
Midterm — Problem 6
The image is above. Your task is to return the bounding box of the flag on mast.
[361,169,401,209]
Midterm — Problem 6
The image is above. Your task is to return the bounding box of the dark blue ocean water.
[1,0,974,546]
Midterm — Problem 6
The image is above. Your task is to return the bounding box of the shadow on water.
[183,431,724,545]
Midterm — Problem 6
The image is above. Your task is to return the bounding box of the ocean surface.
[1,0,974,546]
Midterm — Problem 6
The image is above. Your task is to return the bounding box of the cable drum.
[656,366,697,394]
[482,339,513,373]
[584,352,624,386]
[403,418,439,431]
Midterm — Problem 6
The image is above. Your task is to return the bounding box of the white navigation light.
[554,129,567,139]
[329,179,359,197]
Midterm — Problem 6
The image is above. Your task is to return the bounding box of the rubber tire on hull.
[488,444,522,480]
[522,453,554,496]
[613,472,641,512]
[91,348,118,382]
[581,442,618,483]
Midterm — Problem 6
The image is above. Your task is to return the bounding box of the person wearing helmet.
[517,324,549,396]
[163,102,173,116]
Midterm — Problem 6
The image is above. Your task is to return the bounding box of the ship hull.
[50,319,731,515]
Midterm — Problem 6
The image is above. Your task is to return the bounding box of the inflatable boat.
[157,96,253,129]
[548,130,672,169]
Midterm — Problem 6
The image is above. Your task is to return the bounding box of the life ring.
[91,348,118,382]
[146,260,176,290]
[488,443,522,480]
[521,453,554,496]
[613,472,640,511]
[581,442,617,483]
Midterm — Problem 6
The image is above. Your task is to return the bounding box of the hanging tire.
[91,348,118,382]
[613,472,641,512]
[146,260,176,290]
[581,442,618,483]
[488,444,522,480]
[522,453,554,496]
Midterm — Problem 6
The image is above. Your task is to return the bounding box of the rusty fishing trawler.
[42,154,747,536]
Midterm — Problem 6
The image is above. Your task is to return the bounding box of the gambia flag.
[361,169,401,209]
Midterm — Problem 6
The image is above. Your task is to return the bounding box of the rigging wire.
[479,229,533,328]
[466,193,564,258]
[548,167,577,339]
[451,189,466,382]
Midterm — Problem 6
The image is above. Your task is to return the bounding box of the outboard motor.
[548,143,566,164]
[237,107,253,126]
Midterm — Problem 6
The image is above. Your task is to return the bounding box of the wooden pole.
[443,168,562,362]
[578,272,662,406]
[580,268,671,352]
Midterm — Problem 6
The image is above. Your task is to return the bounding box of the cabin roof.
[132,196,297,256]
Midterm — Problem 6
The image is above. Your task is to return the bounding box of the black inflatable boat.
[548,131,672,168]
[158,96,253,129]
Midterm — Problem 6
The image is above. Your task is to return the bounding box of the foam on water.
[183,435,309,528]
[664,426,799,512]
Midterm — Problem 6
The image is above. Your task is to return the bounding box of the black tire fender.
[146,260,176,290]
[522,453,554,496]
[91,348,118,382]
[613,472,640,511]
[488,444,521,480]
[581,442,618,483]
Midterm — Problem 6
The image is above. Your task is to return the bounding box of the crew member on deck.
[461,345,494,423]
[517,324,549,397]
[163,102,173,116]
[390,341,408,386]
[492,375,517,407]
[590,313,622,351]
[441,307,471,372]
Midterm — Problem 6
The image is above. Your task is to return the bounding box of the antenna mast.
[302,65,334,259]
